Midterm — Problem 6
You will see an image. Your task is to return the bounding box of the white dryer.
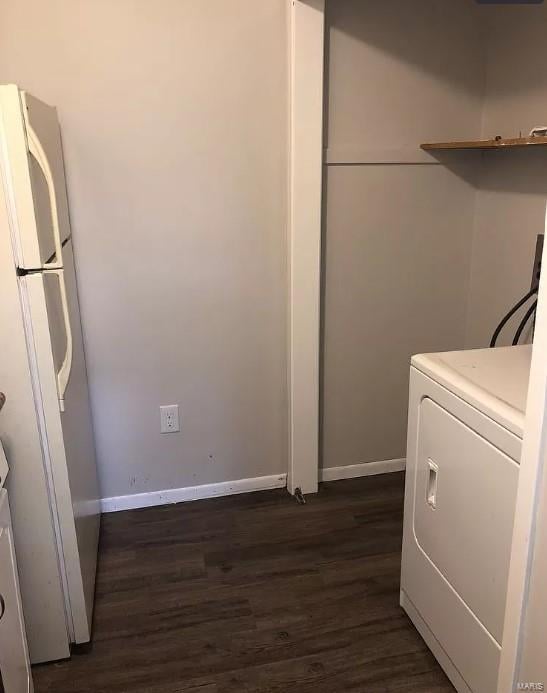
[400,345,531,693]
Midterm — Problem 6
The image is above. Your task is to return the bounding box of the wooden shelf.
[421,136,547,151]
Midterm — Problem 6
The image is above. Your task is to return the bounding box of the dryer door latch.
[426,459,438,509]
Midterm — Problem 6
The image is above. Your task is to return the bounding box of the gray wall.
[3,1,545,493]
[465,4,547,348]
[325,0,485,154]
[322,0,483,470]
[0,0,289,499]
[323,0,547,471]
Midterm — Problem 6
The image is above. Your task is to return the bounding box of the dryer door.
[414,397,519,644]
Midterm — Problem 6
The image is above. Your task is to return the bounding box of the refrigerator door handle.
[52,269,73,412]
[26,124,63,270]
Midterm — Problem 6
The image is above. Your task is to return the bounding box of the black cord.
[512,300,538,346]
[490,286,538,348]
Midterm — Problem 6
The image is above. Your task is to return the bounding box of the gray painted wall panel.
[322,0,483,469]
[322,165,476,469]
[0,0,289,498]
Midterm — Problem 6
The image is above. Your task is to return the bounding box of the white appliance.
[401,345,531,693]
[0,85,100,663]
[0,438,33,692]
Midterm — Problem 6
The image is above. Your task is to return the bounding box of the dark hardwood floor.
[33,472,454,693]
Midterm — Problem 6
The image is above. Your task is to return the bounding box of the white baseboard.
[100,460,405,513]
[101,473,287,513]
[320,458,406,482]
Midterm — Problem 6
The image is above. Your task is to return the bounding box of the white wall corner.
[287,0,325,497]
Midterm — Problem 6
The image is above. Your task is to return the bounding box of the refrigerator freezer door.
[19,239,100,644]
[0,85,71,269]
[0,175,70,663]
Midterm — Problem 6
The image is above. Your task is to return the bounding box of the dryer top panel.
[411,345,531,438]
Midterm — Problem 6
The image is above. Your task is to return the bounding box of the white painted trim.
[498,204,547,691]
[287,0,325,496]
[100,474,287,514]
[320,458,406,482]
[325,147,439,166]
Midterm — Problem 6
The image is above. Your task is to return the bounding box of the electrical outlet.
[160,405,180,434]
[531,234,544,289]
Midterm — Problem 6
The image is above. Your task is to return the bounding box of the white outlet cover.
[160,405,180,434]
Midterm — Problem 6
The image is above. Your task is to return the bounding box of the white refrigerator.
[0,84,100,664]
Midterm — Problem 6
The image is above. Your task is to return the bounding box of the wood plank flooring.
[33,472,455,693]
